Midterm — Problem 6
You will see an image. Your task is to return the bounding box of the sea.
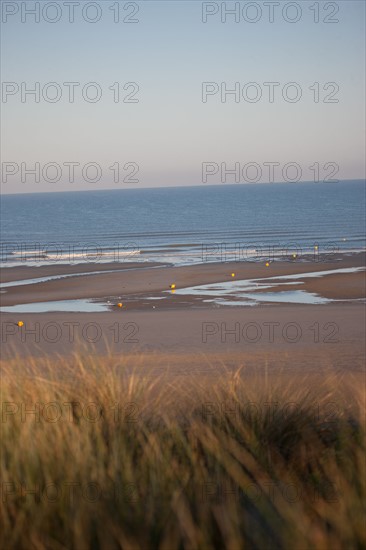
[1,180,365,268]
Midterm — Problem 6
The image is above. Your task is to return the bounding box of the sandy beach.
[1,252,365,305]
[1,253,365,366]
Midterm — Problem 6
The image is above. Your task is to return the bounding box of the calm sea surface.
[1,181,365,267]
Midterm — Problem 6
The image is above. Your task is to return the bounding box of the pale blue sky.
[1,0,365,193]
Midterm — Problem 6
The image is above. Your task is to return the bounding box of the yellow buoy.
[17,321,24,327]
[231,273,235,277]
[117,302,123,308]
[265,262,270,267]
[170,284,176,290]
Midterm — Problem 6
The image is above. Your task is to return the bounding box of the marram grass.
[0,353,365,549]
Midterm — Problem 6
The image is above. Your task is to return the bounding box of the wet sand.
[1,253,365,307]
[1,254,365,368]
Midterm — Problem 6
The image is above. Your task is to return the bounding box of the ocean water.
[1,181,365,267]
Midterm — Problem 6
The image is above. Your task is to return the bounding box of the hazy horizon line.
[1,178,365,197]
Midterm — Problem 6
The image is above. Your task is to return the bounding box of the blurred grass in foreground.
[1,353,365,549]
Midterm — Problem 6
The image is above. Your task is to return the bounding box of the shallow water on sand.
[1,267,364,312]
[169,267,365,306]
[0,299,110,313]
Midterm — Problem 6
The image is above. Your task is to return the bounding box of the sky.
[1,0,365,193]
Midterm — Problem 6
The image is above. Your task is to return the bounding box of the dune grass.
[0,353,365,549]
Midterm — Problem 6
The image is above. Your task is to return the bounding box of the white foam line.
[0,264,167,289]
